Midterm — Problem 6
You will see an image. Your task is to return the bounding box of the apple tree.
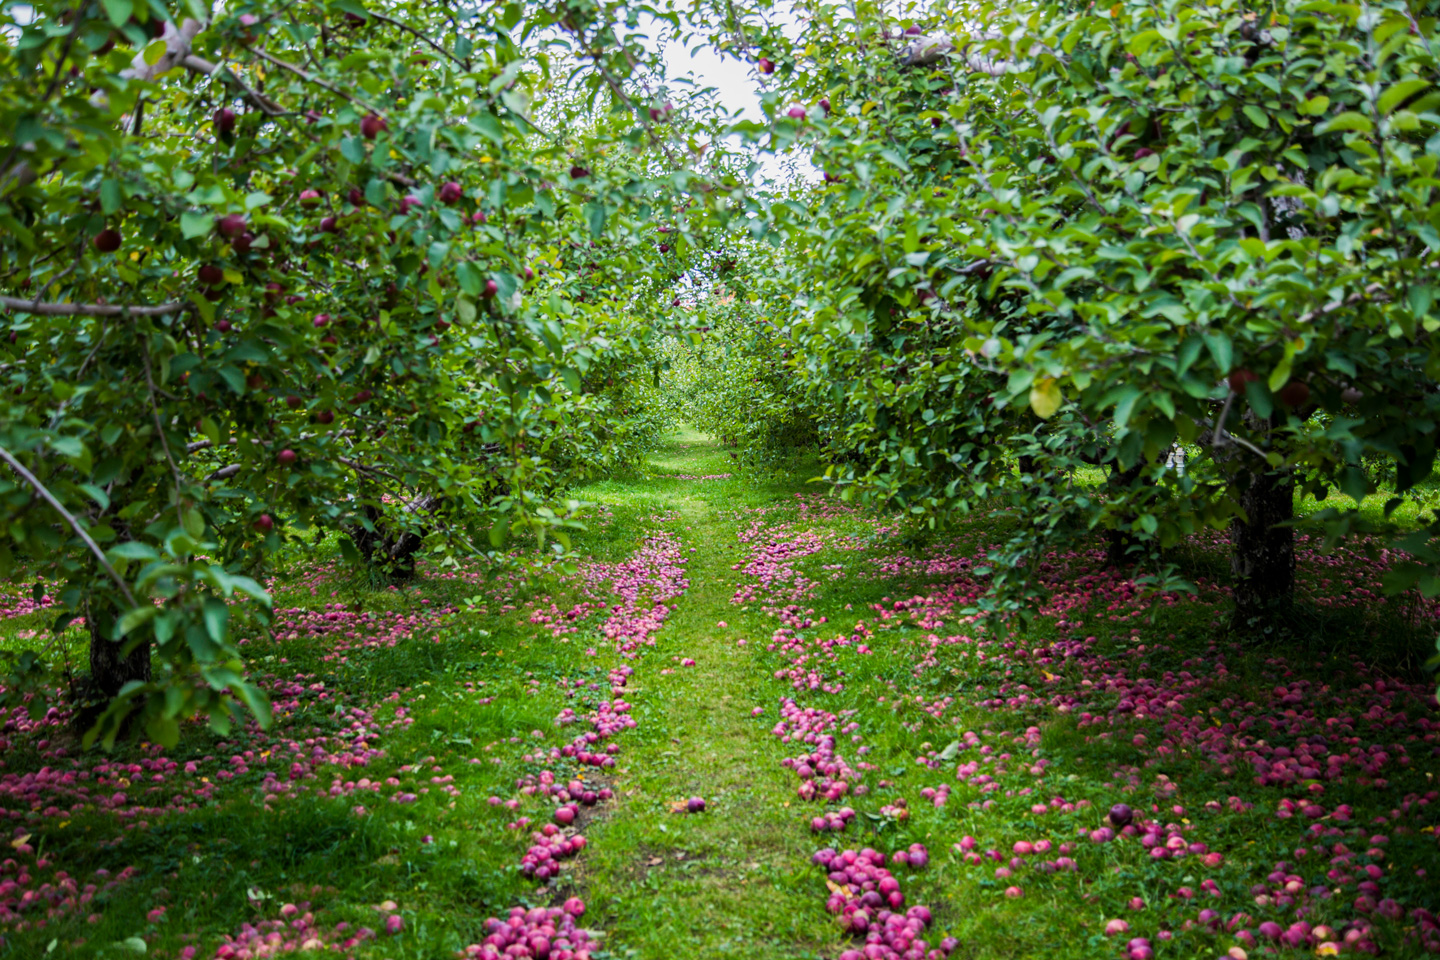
[0,0,733,741]
[700,0,1440,633]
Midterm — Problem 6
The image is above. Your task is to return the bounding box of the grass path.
[569,428,835,959]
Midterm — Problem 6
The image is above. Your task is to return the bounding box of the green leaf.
[583,202,606,238]
[1315,112,1374,134]
[114,605,159,639]
[146,714,180,748]
[202,597,229,644]
[1378,79,1429,115]
[180,212,213,239]
[100,180,123,215]
[99,0,133,27]
[143,40,168,66]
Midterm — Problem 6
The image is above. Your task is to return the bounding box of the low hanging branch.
[0,296,187,317]
[0,443,137,607]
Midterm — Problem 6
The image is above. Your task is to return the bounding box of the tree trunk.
[348,495,441,581]
[87,599,151,698]
[1104,460,1146,568]
[1229,464,1295,633]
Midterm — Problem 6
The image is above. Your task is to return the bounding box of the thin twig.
[369,12,465,68]
[0,443,136,606]
[252,47,382,114]
[141,349,186,524]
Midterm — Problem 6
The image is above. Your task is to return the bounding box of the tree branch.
[0,443,136,606]
[251,47,382,114]
[0,296,187,317]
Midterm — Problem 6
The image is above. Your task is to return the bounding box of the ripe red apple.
[347,187,365,207]
[254,513,274,532]
[352,389,373,404]
[1276,381,1310,408]
[263,282,283,302]
[758,56,775,74]
[313,314,330,328]
[483,278,499,298]
[786,104,807,119]
[216,214,247,238]
[438,181,463,204]
[319,216,339,234]
[214,107,236,134]
[659,243,670,254]
[197,264,224,286]
[299,189,322,207]
[237,13,259,44]
[472,211,487,225]
[1228,369,1261,393]
[92,228,122,253]
[360,113,387,139]
[285,395,302,409]
[215,319,233,333]
[1134,147,1155,160]
[819,97,831,113]
[316,410,335,425]
[569,165,589,179]
[232,232,255,255]
[399,194,423,213]
[523,266,534,281]
[277,448,297,465]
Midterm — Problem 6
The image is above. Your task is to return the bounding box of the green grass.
[0,429,1435,958]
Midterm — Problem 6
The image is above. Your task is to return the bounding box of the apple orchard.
[1,0,1440,958]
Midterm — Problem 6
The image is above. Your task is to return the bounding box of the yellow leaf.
[862,101,878,114]
[10,834,29,848]
[222,269,244,285]
[825,879,846,896]
[1029,378,1062,418]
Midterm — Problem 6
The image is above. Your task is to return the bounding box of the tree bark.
[86,599,151,699]
[348,495,441,580]
[1229,464,1295,632]
[1104,460,1146,568]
